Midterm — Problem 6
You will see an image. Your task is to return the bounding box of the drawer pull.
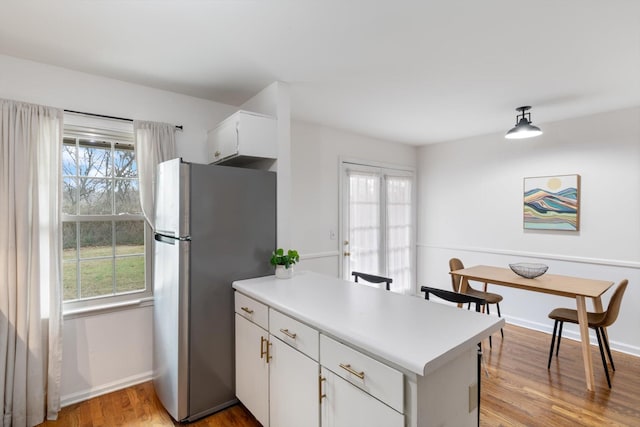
[339,363,365,380]
[279,328,297,339]
[260,336,268,359]
[241,306,254,315]
[319,376,326,403]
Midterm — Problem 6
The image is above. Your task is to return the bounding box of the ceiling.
[1,0,639,145]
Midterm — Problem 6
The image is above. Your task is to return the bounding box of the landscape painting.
[523,174,580,231]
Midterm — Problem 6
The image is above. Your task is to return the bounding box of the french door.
[340,161,414,293]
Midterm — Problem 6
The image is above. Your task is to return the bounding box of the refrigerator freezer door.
[154,158,190,238]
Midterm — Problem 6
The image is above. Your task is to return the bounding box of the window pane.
[114,148,137,177]
[79,221,112,258]
[62,140,77,176]
[115,179,141,214]
[115,221,144,255]
[62,222,77,260]
[116,256,145,293]
[78,140,112,177]
[63,260,78,301]
[79,178,112,214]
[80,259,114,298]
[62,177,78,214]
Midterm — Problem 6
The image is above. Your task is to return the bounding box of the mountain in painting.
[524,188,577,214]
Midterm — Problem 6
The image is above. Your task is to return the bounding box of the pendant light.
[505,106,543,139]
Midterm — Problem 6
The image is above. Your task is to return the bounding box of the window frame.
[61,118,152,315]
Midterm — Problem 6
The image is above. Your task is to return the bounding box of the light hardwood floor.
[39,324,640,426]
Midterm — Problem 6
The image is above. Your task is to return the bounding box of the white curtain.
[347,171,381,278]
[0,99,63,426]
[346,167,413,294]
[133,120,177,230]
[386,176,413,294]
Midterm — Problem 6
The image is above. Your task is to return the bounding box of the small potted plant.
[270,248,299,279]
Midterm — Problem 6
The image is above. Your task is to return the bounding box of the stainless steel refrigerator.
[152,158,276,422]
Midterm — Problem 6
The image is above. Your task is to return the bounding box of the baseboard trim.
[60,371,153,407]
[503,315,640,358]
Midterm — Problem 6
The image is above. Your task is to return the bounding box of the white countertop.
[233,271,504,376]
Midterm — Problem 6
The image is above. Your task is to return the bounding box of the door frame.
[338,157,416,292]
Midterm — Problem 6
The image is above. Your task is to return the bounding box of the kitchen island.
[232,271,504,427]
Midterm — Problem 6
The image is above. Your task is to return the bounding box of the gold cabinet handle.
[260,336,267,359]
[279,328,297,339]
[339,363,365,380]
[241,306,254,315]
[344,252,351,257]
[266,340,272,363]
[214,150,221,157]
[319,376,326,403]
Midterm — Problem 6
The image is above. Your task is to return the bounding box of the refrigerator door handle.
[155,233,191,244]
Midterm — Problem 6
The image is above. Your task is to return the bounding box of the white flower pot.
[275,265,293,279]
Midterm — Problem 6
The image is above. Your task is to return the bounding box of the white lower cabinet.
[269,336,320,427]
[235,293,404,427]
[320,367,404,427]
[235,313,270,427]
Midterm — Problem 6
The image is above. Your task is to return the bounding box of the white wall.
[0,54,237,404]
[417,107,640,356]
[291,121,418,277]
[0,54,236,163]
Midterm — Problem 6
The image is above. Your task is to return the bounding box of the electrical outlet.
[329,229,336,240]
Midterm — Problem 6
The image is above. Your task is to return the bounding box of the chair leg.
[548,320,559,369]
[595,327,612,388]
[555,322,563,356]
[496,303,504,338]
[600,327,615,371]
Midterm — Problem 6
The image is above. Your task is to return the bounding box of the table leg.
[576,295,595,391]
[592,296,610,364]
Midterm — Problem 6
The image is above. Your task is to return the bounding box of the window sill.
[63,296,154,320]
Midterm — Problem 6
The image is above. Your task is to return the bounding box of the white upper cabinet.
[207,110,277,165]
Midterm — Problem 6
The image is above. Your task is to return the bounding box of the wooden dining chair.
[351,271,393,291]
[420,285,486,426]
[449,257,504,347]
[547,279,628,388]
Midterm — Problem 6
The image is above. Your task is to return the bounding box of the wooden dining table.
[450,265,614,391]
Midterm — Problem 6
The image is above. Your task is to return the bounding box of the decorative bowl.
[509,262,548,279]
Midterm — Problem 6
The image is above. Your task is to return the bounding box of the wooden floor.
[39,324,640,426]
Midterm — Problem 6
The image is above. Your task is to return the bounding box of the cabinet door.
[235,314,269,427]
[321,367,403,427]
[208,119,238,162]
[269,337,320,427]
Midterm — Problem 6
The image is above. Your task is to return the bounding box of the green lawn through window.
[63,245,145,301]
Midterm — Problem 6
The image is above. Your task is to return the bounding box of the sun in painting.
[547,177,562,191]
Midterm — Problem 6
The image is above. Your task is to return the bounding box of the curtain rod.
[64,109,183,131]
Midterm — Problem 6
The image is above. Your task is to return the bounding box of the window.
[341,161,415,293]
[62,123,149,310]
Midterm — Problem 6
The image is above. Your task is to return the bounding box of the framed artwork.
[523,174,580,231]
